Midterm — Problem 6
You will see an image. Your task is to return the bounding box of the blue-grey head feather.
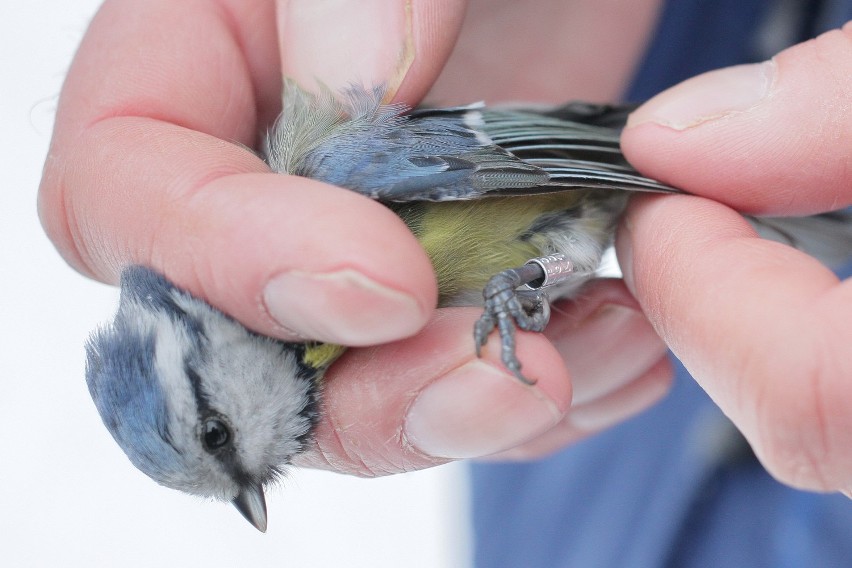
[86,323,183,482]
[119,264,182,311]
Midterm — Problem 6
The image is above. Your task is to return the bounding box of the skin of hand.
[38,0,674,477]
[619,22,852,495]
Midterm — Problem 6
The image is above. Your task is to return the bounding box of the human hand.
[619,23,852,494]
[40,0,670,478]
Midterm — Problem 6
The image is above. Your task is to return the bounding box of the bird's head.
[85,266,321,531]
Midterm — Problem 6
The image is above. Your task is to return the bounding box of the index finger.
[617,194,852,491]
[622,25,852,216]
[38,0,456,344]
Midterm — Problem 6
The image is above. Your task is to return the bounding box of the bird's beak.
[232,482,268,532]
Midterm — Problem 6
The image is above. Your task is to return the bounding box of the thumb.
[277,0,467,104]
[622,22,852,216]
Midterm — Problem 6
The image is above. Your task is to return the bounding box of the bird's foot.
[474,264,554,385]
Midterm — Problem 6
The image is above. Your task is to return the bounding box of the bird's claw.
[474,269,551,385]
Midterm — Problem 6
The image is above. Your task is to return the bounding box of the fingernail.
[263,269,425,345]
[404,361,563,459]
[280,0,414,98]
[553,305,667,406]
[626,61,775,130]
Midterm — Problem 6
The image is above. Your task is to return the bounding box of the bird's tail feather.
[749,211,852,269]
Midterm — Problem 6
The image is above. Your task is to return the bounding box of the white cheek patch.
[153,315,198,452]
[197,325,312,476]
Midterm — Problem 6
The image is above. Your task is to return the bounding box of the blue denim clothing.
[472,362,852,567]
[471,2,852,566]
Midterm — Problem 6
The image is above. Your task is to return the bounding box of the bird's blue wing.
[266,81,681,203]
[318,102,681,202]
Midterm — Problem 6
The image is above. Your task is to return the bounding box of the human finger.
[296,308,573,475]
[277,0,467,103]
[623,23,852,216]
[485,280,672,461]
[38,0,437,345]
[618,194,852,492]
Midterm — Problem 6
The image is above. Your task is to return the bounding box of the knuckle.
[37,150,98,278]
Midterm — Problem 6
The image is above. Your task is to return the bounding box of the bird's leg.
[474,254,574,385]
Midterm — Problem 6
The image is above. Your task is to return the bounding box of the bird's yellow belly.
[393,192,586,306]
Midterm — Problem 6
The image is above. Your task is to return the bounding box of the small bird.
[85,80,852,532]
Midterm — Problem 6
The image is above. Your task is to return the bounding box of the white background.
[0,3,470,566]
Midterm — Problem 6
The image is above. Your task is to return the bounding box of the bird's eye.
[201,417,232,453]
